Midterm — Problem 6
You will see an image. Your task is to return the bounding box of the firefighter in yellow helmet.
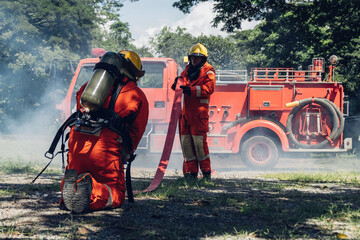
[172,43,216,180]
[61,50,149,213]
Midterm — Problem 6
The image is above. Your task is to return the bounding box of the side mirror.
[45,65,50,74]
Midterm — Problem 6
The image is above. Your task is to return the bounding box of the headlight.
[328,55,339,65]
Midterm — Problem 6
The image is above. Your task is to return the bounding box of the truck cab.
[56,56,183,152]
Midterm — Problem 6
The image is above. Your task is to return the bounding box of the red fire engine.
[56,53,351,169]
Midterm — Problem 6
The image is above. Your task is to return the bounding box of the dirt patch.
[1,136,360,239]
[1,166,360,240]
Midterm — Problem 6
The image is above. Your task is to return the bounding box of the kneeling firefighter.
[60,50,149,213]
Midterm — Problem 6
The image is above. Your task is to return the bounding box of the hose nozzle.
[286,101,300,108]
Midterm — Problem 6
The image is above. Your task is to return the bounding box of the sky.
[120,0,259,48]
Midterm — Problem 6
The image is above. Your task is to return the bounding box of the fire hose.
[136,77,184,193]
[285,98,344,149]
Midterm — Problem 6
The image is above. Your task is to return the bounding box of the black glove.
[180,85,191,96]
[171,76,180,90]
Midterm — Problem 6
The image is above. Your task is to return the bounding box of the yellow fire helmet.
[188,43,208,58]
[118,50,145,79]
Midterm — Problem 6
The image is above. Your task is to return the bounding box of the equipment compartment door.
[249,85,284,111]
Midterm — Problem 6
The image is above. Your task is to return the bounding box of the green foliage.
[134,46,154,58]
[91,20,132,51]
[150,26,194,66]
[1,0,360,132]
[0,0,137,133]
[20,0,100,55]
[149,26,245,70]
[195,34,245,70]
[173,0,360,107]
[90,0,152,55]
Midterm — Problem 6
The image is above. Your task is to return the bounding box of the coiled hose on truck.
[285,98,344,149]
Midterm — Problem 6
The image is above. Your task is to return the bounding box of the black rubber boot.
[62,169,78,211]
[69,173,92,214]
[59,201,67,210]
[184,172,198,180]
[202,171,211,181]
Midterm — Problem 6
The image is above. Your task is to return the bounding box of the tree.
[173,0,360,97]
[149,26,245,70]
[150,26,195,66]
[195,34,245,70]
[0,0,135,132]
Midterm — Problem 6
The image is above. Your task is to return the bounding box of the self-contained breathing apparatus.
[33,51,144,202]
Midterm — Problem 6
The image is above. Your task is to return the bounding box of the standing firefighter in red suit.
[60,50,149,213]
[172,43,216,180]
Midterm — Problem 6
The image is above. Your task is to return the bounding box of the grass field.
[1,156,360,239]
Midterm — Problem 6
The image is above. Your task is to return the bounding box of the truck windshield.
[71,64,94,107]
[74,61,165,97]
[139,62,164,88]
[75,64,94,94]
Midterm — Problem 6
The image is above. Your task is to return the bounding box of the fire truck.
[56,53,352,169]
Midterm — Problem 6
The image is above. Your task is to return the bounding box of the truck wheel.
[241,135,279,169]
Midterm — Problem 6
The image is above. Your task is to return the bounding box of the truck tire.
[241,135,279,169]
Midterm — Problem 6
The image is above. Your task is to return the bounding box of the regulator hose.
[286,98,344,149]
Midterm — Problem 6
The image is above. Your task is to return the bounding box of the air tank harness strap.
[108,80,136,203]
[31,111,79,183]
[102,109,136,203]
[94,62,124,81]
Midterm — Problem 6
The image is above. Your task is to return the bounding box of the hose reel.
[286,98,344,149]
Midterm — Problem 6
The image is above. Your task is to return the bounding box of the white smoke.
[0,71,69,166]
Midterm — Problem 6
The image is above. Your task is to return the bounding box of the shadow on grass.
[1,174,360,239]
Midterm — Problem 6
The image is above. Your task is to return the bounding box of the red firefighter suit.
[179,62,216,176]
[61,78,149,210]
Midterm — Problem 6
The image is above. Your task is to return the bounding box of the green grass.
[264,171,360,185]
[0,157,62,175]
[0,225,17,236]
[139,177,215,200]
[0,224,37,237]
[0,187,22,196]
[0,158,36,174]
[1,159,360,240]
[136,172,360,239]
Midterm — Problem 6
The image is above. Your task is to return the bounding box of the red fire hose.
[139,77,184,192]
[286,97,344,149]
